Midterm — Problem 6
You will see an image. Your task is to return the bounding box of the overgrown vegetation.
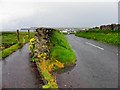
[0,31,34,59]
[50,30,76,66]
[75,29,120,45]
[29,29,76,89]
[36,59,64,88]
[29,37,64,89]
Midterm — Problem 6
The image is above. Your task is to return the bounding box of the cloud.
[0,1,118,31]
[1,2,49,24]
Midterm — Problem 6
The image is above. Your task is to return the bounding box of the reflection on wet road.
[2,44,39,88]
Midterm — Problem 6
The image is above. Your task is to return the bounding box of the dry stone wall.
[34,28,53,60]
[32,28,63,88]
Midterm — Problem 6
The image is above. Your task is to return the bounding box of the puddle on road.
[55,64,80,88]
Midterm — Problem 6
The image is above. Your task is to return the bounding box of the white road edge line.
[85,42,104,50]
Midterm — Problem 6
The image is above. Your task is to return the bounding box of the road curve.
[56,35,118,88]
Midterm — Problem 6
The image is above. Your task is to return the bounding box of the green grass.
[75,29,120,45]
[0,31,34,59]
[1,43,20,59]
[2,32,17,48]
[50,30,76,65]
[1,32,34,49]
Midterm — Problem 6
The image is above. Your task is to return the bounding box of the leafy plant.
[29,38,35,55]
[30,56,37,62]
[38,60,60,89]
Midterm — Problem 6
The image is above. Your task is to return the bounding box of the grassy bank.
[50,30,76,66]
[75,29,120,45]
[29,29,76,88]
[0,32,34,59]
[1,43,21,59]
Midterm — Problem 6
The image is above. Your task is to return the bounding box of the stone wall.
[31,28,64,88]
[33,27,54,85]
[34,28,53,59]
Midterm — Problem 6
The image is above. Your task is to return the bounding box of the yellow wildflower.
[30,38,35,44]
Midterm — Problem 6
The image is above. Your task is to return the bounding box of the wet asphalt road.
[2,44,39,88]
[57,35,118,88]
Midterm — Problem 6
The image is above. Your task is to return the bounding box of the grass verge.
[1,43,21,59]
[0,32,34,59]
[75,29,120,45]
[50,30,76,66]
[1,32,34,49]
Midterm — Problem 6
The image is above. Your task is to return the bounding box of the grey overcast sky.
[0,0,119,31]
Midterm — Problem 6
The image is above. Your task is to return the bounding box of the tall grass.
[50,30,76,65]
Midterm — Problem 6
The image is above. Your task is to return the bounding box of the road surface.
[56,35,118,88]
[2,44,41,88]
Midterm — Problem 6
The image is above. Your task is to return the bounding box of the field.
[1,32,34,50]
[50,30,76,65]
[75,29,120,45]
[1,31,34,59]
[1,32,17,50]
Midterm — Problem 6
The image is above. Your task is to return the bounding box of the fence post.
[16,29,19,42]
[28,29,30,39]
